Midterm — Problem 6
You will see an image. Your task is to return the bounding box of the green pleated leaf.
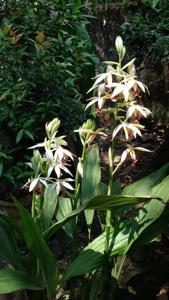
[86,195,158,210]
[64,168,169,279]
[81,144,101,203]
[43,194,150,240]
[81,144,101,234]
[110,172,169,256]
[0,269,41,294]
[55,197,74,237]
[122,163,169,197]
[43,186,58,230]
[16,129,24,144]
[0,214,23,270]
[132,209,169,249]
[14,200,58,300]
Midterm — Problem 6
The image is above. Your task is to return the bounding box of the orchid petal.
[62,181,74,190]
[112,84,125,98]
[29,177,39,192]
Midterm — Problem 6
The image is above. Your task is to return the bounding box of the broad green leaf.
[110,173,169,256]
[16,129,24,144]
[0,214,23,270]
[14,200,58,300]
[64,170,169,279]
[81,144,101,234]
[43,194,149,240]
[81,144,101,203]
[132,209,169,249]
[24,130,34,141]
[86,195,157,210]
[0,269,41,294]
[122,163,169,196]
[43,187,58,230]
[55,197,74,237]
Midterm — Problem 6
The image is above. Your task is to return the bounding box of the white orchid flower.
[113,146,152,174]
[49,178,74,196]
[111,79,135,102]
[111,77,148,102]
[87,72,112,94]
[85,96,105,110]
[126,104,151,120]
[23,176,48,192]
[112,121,144,140]
[45,149,73,178]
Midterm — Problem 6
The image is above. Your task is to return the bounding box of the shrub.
[0,0,98,192]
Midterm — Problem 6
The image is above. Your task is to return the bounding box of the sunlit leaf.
[43,186,58,230]
[82,144,101,234]
[14,200,58,300]
[0,269,41,294]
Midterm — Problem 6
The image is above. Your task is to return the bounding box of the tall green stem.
[105,141,115,252]
[32,193,36,219]
[72,142,86,258]
[74,142,86,208]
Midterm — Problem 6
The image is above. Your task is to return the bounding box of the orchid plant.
[73,36,152,252]
[1,37,169,300]
[25,36,152,245]
[86,36,151,172]
[25,118,74,222]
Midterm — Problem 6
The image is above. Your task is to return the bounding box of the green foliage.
[64,163,169,281]
[15,200,59,299]
[123,0,160,8]
[1,165,167,297]
[0,199,59,299]
[1,35,169,300]
[121,0,169,64]
[82,144,101,235]
[0,269,41,294]
[0,216,23,270]
[0,0,98,192]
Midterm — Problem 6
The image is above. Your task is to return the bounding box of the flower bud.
[45,118,60,139]
[82,119,95,131]
[115,36,126,61]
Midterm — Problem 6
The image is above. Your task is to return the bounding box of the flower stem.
[72,142,86,258]
[105,141,115,252]
[31,193,36,219]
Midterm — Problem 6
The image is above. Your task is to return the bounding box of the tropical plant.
[0,37,169,300]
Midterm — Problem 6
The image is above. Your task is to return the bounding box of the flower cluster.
[85,36,152,172]
[25,118,74,195]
